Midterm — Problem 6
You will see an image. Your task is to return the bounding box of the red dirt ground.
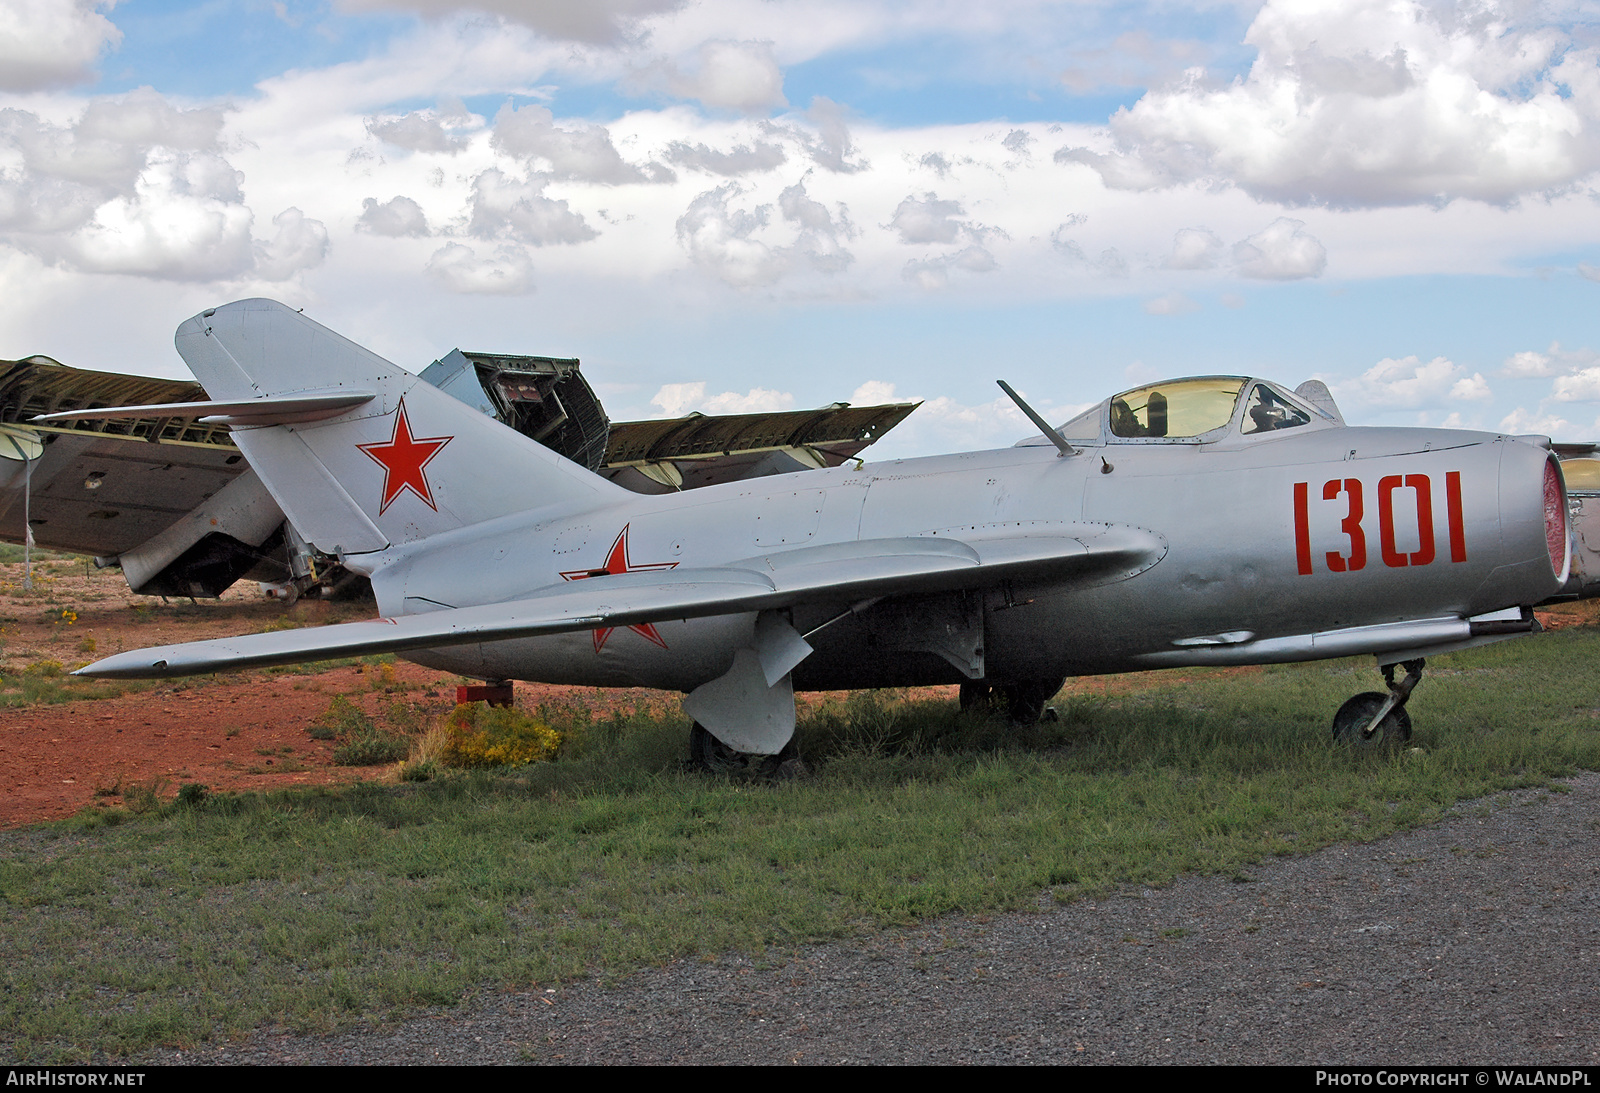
[0,558,685,829]
[3,555,1594,830]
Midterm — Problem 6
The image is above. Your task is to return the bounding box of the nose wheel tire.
[1331,692,1412,747]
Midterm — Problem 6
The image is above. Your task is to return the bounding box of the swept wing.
[77,526,1163,678]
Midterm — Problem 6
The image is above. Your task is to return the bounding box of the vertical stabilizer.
[176,299,625,556]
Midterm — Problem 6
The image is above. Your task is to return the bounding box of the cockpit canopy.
[1037,376,1336,447]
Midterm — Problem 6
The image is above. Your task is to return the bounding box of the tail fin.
[176,298,624,557]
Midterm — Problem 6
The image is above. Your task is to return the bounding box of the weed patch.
[309,695,411,767]
[440,702,561,768]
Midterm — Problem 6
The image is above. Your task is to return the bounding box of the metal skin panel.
[0,432,248,556]
[117,468,284,593]
[79,300,1568,757]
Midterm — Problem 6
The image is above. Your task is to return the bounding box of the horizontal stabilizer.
[31,390,377,427]
[78,526,1165,679]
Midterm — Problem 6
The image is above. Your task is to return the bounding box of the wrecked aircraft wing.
[599,402,919,492]
[420,348,918,490]
[0,357,260,565]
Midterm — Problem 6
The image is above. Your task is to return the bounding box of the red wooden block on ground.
[456,683,514,707]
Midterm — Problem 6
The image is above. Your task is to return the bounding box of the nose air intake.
[1545,456,1569,579]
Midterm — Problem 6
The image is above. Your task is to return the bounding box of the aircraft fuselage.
[372,422,1561,693]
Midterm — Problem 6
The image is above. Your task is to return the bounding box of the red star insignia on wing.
[559,524,679,652]
[357,399,453,514]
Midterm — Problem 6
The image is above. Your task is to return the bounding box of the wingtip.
[73,655,168,679]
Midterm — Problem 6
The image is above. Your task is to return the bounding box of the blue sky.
[2,0,1599,457]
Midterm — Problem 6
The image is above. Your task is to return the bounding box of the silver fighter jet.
[67,299,1570,764]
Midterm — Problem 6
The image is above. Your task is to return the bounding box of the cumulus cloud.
[0,0,123,90]
[675,180,853,287]
[57,153,254,280]
[0,90,325,281]
[1045,221,1123,279]
[703,388,793,413]
[466,169,598,246]
[1232,217,1326,280]
[1165,227,1222,270]
[1055,0,1600,207]
[676,183,787,287]
[1503,349,1560,378]
[342,0,684,45]
[1552,368,1600,402]
[1499,407,1573,436]
[778,178,854,273]
[425,242,534,294]
[1335,354,1491,409]
[850,380,899,405]
[659,40,787,113]
[768,97,866,174]
[887,190,1002,279]
[650,380,794,416]
[1502,342,1600,384]
[252,207,329,281]
[1048,216,1087,258]
[889,193,965,245]
[0,90,226,223]
[491,103,666,185]
[366,103,474,154]
[663,140,786,177]
[357,195,430,237]
[1001,129,1034,158]
[1450,372,1492,401]
[903,246,997,290]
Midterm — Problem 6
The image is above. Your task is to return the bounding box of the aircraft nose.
[1479,440,1569,611]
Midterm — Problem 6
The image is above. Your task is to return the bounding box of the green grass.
[4,631,1600,1061]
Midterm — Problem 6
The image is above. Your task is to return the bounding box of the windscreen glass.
[1108,378,1246,439]
[1241,384,1312,435]
[1056,404,1103,441]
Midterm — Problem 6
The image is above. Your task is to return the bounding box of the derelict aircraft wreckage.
[21,298,1600,765]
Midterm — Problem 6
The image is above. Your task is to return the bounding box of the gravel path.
[153,774,1600,1066]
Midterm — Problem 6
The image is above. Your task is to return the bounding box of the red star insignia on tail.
[559,524,679,652]
[358,400,453,514]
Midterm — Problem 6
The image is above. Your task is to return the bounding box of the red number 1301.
[1293,472,1466,576]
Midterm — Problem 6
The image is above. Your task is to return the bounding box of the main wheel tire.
[1331,692,1412,747]
[1002,677,1067,726]
[687,722,802,779]
[959,683,993,712]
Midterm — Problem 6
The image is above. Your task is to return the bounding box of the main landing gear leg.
[1331,658,1424,746]
[960,678,1066,726]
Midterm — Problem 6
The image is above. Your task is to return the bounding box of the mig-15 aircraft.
[64,298,1570,768]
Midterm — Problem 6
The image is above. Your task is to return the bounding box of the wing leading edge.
[77,525,1165,679]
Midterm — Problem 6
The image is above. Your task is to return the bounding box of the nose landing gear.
[1332,658,1424,746]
